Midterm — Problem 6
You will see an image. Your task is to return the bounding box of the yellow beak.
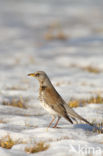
[27,73,35,77]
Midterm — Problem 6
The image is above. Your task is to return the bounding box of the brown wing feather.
[43,87,69,117]
[43,87,73,124]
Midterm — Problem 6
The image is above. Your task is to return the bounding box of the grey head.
[28,71,51,86]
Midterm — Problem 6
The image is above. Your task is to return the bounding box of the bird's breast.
[39,90,44,102]
[39,87,58,116]
[40,97,58,116]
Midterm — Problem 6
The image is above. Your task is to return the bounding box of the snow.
[0,0,103,155]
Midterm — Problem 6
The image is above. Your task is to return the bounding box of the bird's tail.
[65,106,93,126]
[78,115,93,126]
[65,105,103,132]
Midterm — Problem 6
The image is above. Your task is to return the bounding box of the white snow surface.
[0,0,103,155]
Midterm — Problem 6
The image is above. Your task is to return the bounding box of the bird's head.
[28,71,50,85]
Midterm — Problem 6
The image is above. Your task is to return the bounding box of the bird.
[28,71,93,128]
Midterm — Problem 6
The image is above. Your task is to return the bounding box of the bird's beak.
[27,73,36,77]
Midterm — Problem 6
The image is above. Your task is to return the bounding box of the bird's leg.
[48,117,55,128]
[53,117,61,128]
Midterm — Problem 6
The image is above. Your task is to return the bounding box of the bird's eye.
[35,73,40,77]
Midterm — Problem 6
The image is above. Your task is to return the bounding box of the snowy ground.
[0,0,103,155]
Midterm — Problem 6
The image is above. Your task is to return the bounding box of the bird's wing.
[44,87,69,117]
[43,86,92,126]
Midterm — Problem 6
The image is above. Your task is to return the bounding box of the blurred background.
[0,0,103,102]
[0,1,103,153]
